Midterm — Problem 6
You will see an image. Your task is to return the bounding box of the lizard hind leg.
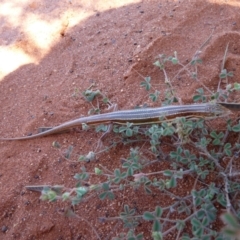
[38,127,53,133]
[95,103,118,151]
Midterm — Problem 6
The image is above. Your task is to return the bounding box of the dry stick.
[174,28,214,76]
[177,61,213,96]
[225,155,234,177]
[220,173,232,213]
[134,169,192,177]
[176,227,182,240]
[162,67,182,105]
[217,43,229,93]
[191,174,200,214]
[162,213,195,237]
[102,214,183,224]
[72,213,101,240]
[171,29,215,95]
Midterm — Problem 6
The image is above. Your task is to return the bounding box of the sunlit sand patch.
[0,46,36,80]
[0,0,141,81]
[207,0,240,7]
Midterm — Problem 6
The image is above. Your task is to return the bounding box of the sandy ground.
[0,0,240,239]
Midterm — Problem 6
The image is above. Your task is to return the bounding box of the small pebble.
[1,226,8,233]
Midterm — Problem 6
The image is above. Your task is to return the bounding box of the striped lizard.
[0,102,237,141]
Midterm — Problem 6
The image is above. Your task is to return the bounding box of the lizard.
[0,102,235,141]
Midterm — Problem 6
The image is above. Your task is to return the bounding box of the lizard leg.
[95,103,118,151]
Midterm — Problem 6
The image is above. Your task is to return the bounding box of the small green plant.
[30,38,240,239]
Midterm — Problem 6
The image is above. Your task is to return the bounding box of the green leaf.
[221,213,240,228]
[163,170,172,177]
[210,131,218,138]
[74,172,89,180]
[155,206,162,218]
[197,209,205,219]
[144,186,152,194]
[153,220,161,232]
[210,131,224,144]
[143,211,155,221]
[52,141,61,148]
[75,187,87,197]
[95,167,102,175]
[227,71,233,77]
[191,217,201,227]
[199,188,206,197]
[191,72,197,79]
[193,95,202,102]
[153,60,161,67]
[64,145,73,159]
[219,69,227,79]
[234,82,240,90]
[83,151,96,162]
[171,57,178,64]
[114,168,121,177]
[71,196,82,205]
[127,237,135,240]
[194,226,204,237]
[127,167,134,176]
[136,233,144,240]
[196,88,204,94]
[153,60,164,69]
[169,177,177,188]
[222,228,240,237]
[123,205,130,214]
[107,191,115,200]
[140,76,151,91]
[224,143,232,156]
[95,124,108,132]
[176,220,185,230]
[212,139,221,145]
[152,232,163,240]
[82,89,101,102]
[232,123,240,132]
[102,182,109,191]
[191,58,202,65]
[149,90,160,102]
[217,193,227,207]
[177,146,183,154]
[126,128,133,137]
[181,236,190,240]
[198,137,211,148]
[62,192,70,201]
[99,191,108,200]
[202,217,209,226]
[45,190,57,202]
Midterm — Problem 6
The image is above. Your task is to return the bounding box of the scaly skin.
[0,103,233,141]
